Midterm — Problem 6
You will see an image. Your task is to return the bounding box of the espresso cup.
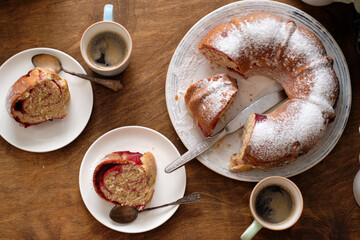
[80,4,132,76]
[241,176,303,240]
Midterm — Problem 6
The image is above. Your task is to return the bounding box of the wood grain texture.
[0,0,359,239]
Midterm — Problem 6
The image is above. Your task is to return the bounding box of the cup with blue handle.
[80,4,132,76]
[241,176,303,240]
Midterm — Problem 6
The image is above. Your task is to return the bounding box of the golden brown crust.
[6,69,39,114]
[93,151,157,208]
[141,152,157,186]
[198,23,234,50]
[184,73,238,137]
[230,100,328,172]
[6,67,70,127]
[197,13,338,171]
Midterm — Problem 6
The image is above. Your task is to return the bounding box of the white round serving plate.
[165,1,351,182]
[0,48,93,152]
[79,126,186,233]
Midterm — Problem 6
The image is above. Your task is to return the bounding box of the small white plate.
[166,1,351,181]
[0,48,93,152]
[79,126,186,233]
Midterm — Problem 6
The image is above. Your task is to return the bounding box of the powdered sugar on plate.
[165,1,350,181]
[167,38,283,167]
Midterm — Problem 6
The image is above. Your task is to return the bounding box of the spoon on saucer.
[109,192,201,223]
[31,54,123,91]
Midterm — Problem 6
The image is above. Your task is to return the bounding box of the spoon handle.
[142,193,201,212]
[63,69,123,91]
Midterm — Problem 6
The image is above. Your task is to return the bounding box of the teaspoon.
[31,54,123,91]
[109,192,201,223]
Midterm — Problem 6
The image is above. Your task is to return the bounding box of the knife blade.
[165,90,287,173]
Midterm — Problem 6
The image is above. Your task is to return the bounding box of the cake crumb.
[215,138,225,149]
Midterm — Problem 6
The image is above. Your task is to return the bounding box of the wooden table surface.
[0,0,359,239]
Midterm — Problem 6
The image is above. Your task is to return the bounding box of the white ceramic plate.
[0,48,93,152]
[79,126,186,233]
[166,1,351,182]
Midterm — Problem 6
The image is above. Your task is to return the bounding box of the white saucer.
[0,48,93,152]
[79,126,186,233]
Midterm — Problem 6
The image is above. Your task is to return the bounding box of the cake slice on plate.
[6,67,70,128]
[93,151,157,210]
[184,73,238,137]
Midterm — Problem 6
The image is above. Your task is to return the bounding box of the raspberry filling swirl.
[93,151,156,209]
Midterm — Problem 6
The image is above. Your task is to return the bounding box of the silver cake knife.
[165,90,287,173]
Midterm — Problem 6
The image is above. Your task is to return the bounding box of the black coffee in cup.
[86,30,128,68]
[255,185,295,224]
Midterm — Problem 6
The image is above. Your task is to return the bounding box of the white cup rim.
[80,21,133,73]
[249,176,303,231]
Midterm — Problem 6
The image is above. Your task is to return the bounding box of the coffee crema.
[86,30,128,69]
[255,184,295,224]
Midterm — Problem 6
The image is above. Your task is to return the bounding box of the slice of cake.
[184,73,238,137]
[93,151,157,210]
[229,99,327,171]
[6,67,70,128]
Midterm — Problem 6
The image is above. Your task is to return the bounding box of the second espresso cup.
[241,176,303,240]
[80,4,132,76]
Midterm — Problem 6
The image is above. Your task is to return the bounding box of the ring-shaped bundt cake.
[197,13,339,171]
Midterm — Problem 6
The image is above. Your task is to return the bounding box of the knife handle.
[165,130,227,173]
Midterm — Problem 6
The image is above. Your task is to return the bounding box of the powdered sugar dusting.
[249,100,326,162]
[174,13,338,168]
[213,25,246,59]
[285,28,323,67]
[213,17,288,61]
[211,14,337,118]
[165,1,348,180]
[208,14,338,162]
[190,75,236,123]
[307,66,337,114]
